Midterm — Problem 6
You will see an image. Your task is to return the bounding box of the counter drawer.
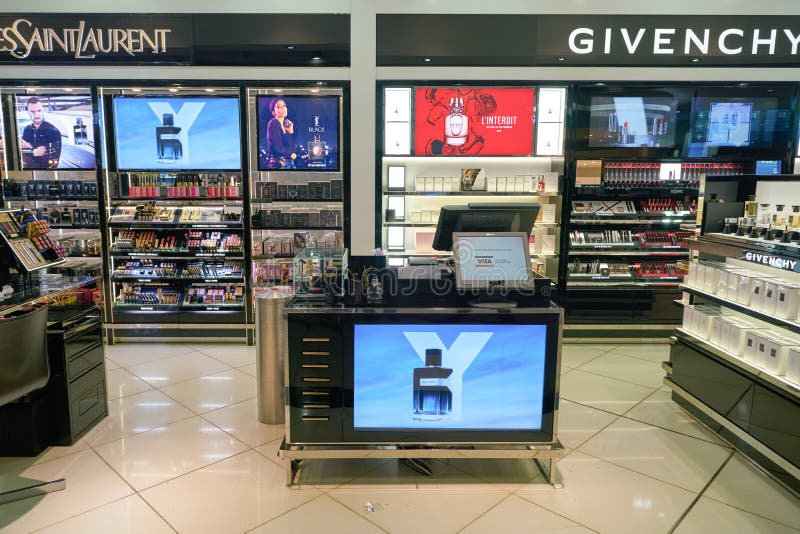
[64,320,102,360]
[68,378,107,440]
[66,343,104,382]
[68,363,105,402]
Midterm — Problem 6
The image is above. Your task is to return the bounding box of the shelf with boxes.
[379,84,566,281]
[380,157,564,277]
[667,233,800,489]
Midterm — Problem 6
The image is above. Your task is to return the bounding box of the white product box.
[726,271,745,301]
[787,347,800,384]
[414,177,424,192]
[725,320,765,358]
[686,261,698,288]
[410,211,421,223]
[543,172,559,193]
[693,307,720,340]
[487,176,497,192]
[775,283,800,320]
[425,177,435,192]
[762,281,782,317]
[541,234,557,256]
[682,306,695,333]
[752,331,773,368]
[743,330,763,363]
[736,273,756,305]
[497,177,507,192]
[710,315,728,347]
[750,278,770,312]
[452,177,461,191]
[762,336,797,375]
[541,204,557,224]
[434,177,444,192]
[714,267,731,297]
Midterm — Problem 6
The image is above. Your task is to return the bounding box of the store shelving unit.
[99,86,249,343]
[564,161,744,323]
[666,233,800,494]
[247,86,347,291]
[377,84,567,284]
[0,87,103,277]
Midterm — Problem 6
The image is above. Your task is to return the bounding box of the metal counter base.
[278,440,566,488]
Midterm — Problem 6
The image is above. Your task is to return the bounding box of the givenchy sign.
[742,251,800,272]
[568,27,800,57]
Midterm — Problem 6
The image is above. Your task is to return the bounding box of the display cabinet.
[563,83,797,328]
[667,232,800,493]
[0,87,102,278]
[99,86,249,342]
[247,86,347,292]
[377,84,567,284]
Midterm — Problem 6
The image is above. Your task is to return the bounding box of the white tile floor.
[1,342,798,533]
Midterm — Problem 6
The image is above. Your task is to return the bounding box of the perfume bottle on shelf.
[412,348,453,421]
[73,117,88,145]
[444,97,468,147]
[156,113,182,163]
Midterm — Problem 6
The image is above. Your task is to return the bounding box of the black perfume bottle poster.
[14,94,95,170]
[256,95,339,171]
[354,324,547,430]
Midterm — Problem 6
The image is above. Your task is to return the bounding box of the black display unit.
[285,306,562,445]
[99,86,249,343]
[562,83,799,332]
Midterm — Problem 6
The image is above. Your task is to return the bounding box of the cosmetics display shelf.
[3,196,98,202]
[383,250,560,258]
[570,217,694,225]
[110,250,244,258]
[251,198,344,204]
[384,221,560,228]
[251,225,339,231]
[680,285,800,336]
[384,191,562,197]
[50,224,101,230]
[111,275,244,283]
[568,249,688,256]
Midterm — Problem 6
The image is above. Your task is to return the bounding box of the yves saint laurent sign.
[0,13,350,66]
[0,15,191,63]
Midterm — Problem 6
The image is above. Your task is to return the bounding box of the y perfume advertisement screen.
[588,96,678,148]
[112,96,242,171]
[413,88,535,156]
[256,95,340,171]
[354,324,547,430]
[14,95,95,170]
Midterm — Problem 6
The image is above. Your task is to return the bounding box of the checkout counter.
[275,203,565,485]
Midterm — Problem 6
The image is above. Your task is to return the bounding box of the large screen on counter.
[14,94,96,170]
[413,87,535,156]
[353,323,547,431]
[588,96,678,148]
[256,95,340,171]
[688,96,793,149]
[112,96,242,171]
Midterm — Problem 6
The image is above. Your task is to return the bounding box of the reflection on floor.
[1,342,798,533]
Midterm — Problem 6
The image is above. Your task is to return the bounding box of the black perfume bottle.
[308,134,325,162]
[156,113,182,163]
[412,348,453,421]
[73,117,88,145]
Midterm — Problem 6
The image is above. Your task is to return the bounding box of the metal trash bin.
[255,289,293,424]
